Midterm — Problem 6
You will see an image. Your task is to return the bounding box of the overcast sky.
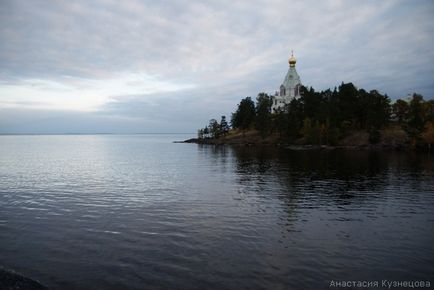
[1,0,433,133]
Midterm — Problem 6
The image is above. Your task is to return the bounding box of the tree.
[287,99,304,139]
[365,90,390,130]
[407,94,425,140]
[393,99,410,123]
[319,122,328,145]
[198,80,430,148]
[300,86,326,122]
[301,118,318,144]
[423,100,434,123]
[255,93,272,138]
[219,116,230,136]
[337,82,359,128]
[203,126,209,138]
[208,119,220,139]
[421,122,434,152]
[197,129,204,139]
[273,110,288,138]
[231,97,256,130]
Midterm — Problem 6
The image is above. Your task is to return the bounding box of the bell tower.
[271,51,302,112]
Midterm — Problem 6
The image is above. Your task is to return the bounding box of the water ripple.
[1,135,434,289]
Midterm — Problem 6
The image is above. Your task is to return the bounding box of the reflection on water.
[1,135,434,289]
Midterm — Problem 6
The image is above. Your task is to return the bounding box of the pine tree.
[219,116,230,136]
[255,93,272,138]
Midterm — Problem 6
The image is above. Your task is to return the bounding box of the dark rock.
[182,138,200,143]
[0,268,48,290]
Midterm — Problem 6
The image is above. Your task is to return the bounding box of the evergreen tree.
[273,111,288,138]
[337,82,359,128]
[286,99,303,139]
[231,97,256,130]
[203,126,209,138]
[301,118,313,144]
[255,93,272,138]
[365,90,390,130]
[208,119,220,139]
[219,116,230,136]
[407,94,425,139]
[393,99,410,123]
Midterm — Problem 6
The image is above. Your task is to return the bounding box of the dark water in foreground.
[0,135,433,290]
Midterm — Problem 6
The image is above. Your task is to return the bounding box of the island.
[183,54,434,151]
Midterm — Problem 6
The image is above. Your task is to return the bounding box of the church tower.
[271,51,301,112]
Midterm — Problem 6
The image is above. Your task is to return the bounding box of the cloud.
[0,73,195,110]
[0,0,433,133]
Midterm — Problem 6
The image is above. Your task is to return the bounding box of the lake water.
[0,134,433,289]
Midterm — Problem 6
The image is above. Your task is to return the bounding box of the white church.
[271,51,302,112]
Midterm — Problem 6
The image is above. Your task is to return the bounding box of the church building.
[271,52,301,112]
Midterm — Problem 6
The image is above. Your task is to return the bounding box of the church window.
[280,85,285,96]
[295,84,300,96]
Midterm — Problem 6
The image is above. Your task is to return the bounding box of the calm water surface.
[0,135,433,289]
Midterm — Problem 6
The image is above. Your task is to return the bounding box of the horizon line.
[0,132,196,136]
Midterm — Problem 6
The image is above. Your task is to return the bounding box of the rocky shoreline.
[179,137,412,150]
[0,268,48,290]
[174,127,430,151]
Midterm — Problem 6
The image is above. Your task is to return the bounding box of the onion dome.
[288,51,296,67]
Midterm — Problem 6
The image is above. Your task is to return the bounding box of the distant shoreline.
[0,133,195,136]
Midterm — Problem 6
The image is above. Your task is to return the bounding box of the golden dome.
[288,51,296,67]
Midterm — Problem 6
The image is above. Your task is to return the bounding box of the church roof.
[282,66,301,89]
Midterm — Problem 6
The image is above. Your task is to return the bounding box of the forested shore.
[188,83,434,150]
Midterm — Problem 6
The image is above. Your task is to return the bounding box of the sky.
[0,0,433,133]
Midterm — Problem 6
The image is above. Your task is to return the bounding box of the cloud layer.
[1,0,433,133]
